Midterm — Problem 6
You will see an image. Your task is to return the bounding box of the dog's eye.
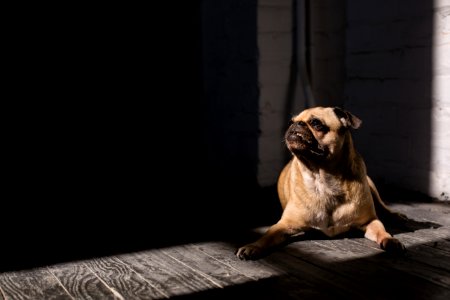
[288,120,294,126]
[309,118,327,132]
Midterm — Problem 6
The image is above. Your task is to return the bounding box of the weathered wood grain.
[192,241,340,299]
[86,256,168,299]
[396,228,450,252]
[393,232,450,271]
[420,226,450,240]
[192,241,282,279]
[282,239,379,295]
[1,202,449,299]
[260,248,365,299]
[347,238,450,289]
[193,241,339,300]
[0,268,72,300]
[47,262,118,300]
[390,202,450,226]
[0,286,6,300]
[161,244,254,287]
[283,237,450,300]
[117,248,219,298]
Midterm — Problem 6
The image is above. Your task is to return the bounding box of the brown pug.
[236,106,406,260]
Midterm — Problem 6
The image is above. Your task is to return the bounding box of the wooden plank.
[391,232,450,271]
[86,256,168,299]
[227,228,449,299]
[195,241,341,299]
[192,241,282,280]
[161,244,323,299]
[390,203,450,227]
[347,238,450,289]
[284,238,383,289]
[161,244,255,286]
[117,248,219,298]
[0,220,446,300]
[283,238,450,300]
[282,236,383,265]
[47,261,120,300]
[0,286,5,300]
[260,248,366,299]
[421,226,450,240]
[192,241,337,299]
[397,227,450,253]
[225,233,372,298]
[0,268,73,300]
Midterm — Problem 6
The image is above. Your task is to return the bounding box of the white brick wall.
[345,0,450,201]
[431,4,450,200]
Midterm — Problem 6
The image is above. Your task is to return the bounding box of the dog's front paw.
[380,237,406,255]
[235,244,263,260]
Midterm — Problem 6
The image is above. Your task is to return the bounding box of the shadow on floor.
[164,236,450,300]
[0,183,442,273]
[1,185,280,272]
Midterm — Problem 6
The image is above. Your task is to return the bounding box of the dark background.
[2,0,437,271]
[3,1,272,271]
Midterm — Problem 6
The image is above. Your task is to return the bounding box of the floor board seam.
[83,263,125,300]
[113,256,170,299]
[46,267,75,300]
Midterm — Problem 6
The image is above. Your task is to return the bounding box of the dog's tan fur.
[236,106,406,260]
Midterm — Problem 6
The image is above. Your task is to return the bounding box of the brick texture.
[344,0,449,200]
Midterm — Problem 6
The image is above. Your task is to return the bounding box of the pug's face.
[285,107,362,163]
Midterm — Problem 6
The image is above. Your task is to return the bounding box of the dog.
[236,106,407,260]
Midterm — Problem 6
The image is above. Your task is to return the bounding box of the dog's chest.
[302,171,342,203]
[300,172,353,233]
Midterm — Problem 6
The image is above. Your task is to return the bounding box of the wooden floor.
[1,200,449,300]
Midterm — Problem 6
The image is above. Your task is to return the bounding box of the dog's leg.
[236,221,303,260]
[363,219,405,254]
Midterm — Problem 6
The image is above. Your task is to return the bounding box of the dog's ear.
[333,107,362,129]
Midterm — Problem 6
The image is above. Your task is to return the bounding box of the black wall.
[3,1,279,271]
[4,2,206,270]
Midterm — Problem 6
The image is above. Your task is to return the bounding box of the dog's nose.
[290,121,307,133]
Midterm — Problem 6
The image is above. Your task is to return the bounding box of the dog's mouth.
[285,128,327,158]
[287,131,313,145]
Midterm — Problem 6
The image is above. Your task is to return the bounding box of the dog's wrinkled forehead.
[292,107,342,130]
